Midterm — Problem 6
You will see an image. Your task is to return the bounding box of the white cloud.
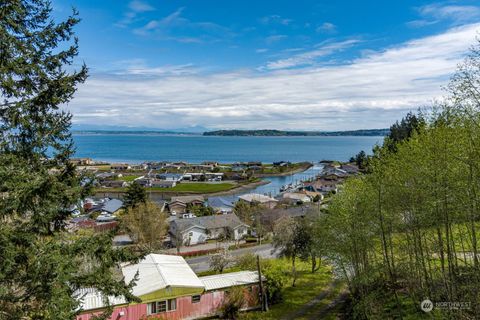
[316,22,337,34]
[133,7,234,43]
[407,3,480,28]
[129,0,154,13]
[259,15,293,26]
[69,23,480,130]
[265,35,287,44]
[264,39,359,70]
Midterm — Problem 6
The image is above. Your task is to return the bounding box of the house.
[87,198,123,215]
[232,162,247,172]
[282,192,311,203]
[130,163,148,171]
[110,163,131,171]
[101,180,127,188]
[205,173,224,181]
[134,177,153,187]
[76,254,262,320]
[322,166,348,178]
[169,214,248,245]
[306,178,339,194]
[168,196,205,215]
[70,158,93,166]
[157,173,184,182]
[238,193,278,209]
[208,196,237,214]
[273,161,290,167]
[340,163,360,174]
[183,172,205,181]
[202,161,219,167]
[152,180,177,188]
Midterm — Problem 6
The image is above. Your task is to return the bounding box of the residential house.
[340,163,360,174]
[322,166,348,178]
[205,173,224,181]
[101,180,127,188]
[168,196,205,215]
[169,214,248,245]
[182,172,205,181]
[207,196,237,214]
[152,180,177,188]
[238,193,278,209]
[134,177,153,187]
[282,192,311,203]
[70,158,93,166]
[306,178,339,194]
[110,163,131,171]
[231,162,247,172]
[157,173,184,182]
[76,254,263,320]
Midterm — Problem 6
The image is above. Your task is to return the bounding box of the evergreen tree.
[123,182,147,208]
[0,1,140,318]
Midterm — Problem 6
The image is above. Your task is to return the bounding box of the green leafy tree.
[0,2,139,318]
[121,201,168,251]
[123,182,147,208]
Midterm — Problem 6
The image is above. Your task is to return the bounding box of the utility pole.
[257,255,268,311]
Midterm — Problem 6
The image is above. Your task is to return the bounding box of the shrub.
[220,286,245,319]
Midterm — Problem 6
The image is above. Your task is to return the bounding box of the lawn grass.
[239,259,333,320]
[160,182,237,193]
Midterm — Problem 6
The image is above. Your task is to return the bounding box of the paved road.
[186,243,276,273]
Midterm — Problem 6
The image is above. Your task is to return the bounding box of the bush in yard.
[220,286,245,319]
[234,253,258,270]
[263,262,288,304]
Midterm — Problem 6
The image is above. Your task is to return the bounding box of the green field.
[97,182,238,194]
[155,182,237,193]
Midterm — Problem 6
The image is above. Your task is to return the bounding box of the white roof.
[238,193,278,203]
[122,254,205,297]
[200,271,261,291]
[75,288,127,311]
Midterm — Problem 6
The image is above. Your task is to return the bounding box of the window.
[147,299,177,315]
[192,295,201,303]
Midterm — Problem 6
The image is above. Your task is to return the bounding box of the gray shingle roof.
[172,214,246,232]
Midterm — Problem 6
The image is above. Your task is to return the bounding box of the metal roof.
[200,271,262,291]
[122,254,205,297]
[75,288,127,312]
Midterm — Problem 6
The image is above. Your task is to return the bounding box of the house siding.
[77,287,259,320]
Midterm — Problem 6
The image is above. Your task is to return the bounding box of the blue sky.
[53,0,480,130]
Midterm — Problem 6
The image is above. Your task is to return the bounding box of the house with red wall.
[76,254,262,320]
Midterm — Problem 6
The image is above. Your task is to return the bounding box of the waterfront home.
[168,195,205,215]
[232,162,247,172]
[273,161,291,167]
[282,192,311,203]
[169,214,248,245]
[238,193,278,209]
[157,173,184,182]
[306,178,339,194]
[110,163,131,171]
[130,163,148,171]
[76,254,262,320]
[183,172,205,181]
[70,158,94,166]
[322,166,348,178]
[205,172,224,181]
[340,163,360,174]
[202,161,219,167]
[95,172,118,180]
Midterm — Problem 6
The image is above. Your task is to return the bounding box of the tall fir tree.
[0,1,140,319]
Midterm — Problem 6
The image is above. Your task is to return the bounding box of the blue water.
[72,134,382,163]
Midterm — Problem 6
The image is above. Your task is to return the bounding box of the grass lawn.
[119,175,139,182]
[239,259,333,320]
[153,182,237,193]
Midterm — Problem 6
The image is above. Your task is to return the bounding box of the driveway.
[186,243,276,273]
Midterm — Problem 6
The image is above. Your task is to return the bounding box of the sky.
[52,0,480,131]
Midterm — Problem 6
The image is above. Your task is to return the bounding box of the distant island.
[203,129,389,136]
